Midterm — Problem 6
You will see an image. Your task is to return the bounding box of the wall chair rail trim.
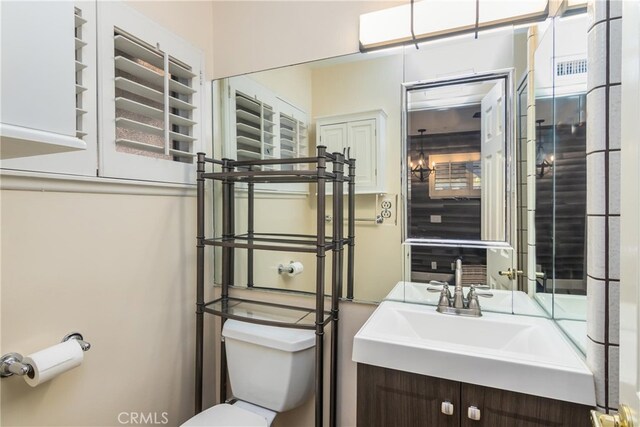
[0,170,196,197]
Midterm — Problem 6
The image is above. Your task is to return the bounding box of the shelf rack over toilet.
[195,146,355,427]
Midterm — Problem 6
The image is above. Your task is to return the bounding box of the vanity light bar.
[359,0,549,52]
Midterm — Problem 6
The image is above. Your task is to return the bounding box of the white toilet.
[182,319,316,427]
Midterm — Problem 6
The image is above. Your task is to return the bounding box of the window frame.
[97,1,205,185]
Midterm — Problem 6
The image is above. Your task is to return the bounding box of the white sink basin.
[352,300,595,405]
[385,281,545,316]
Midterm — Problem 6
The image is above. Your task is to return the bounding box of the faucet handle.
[466,284,493,300]
[435,284,451,308]
[428,283,452,297]
[427,281,450,293]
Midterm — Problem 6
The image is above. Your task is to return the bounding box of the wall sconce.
[535,119,554,178]
[359,0,550,52]
[410,129,433,182]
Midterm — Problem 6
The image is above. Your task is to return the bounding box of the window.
[224,76,309,192]
[98,1,204,184]
[233,89,276,169]
[429,152,481,198]
[278,101,308,171]
[2,2,204,186]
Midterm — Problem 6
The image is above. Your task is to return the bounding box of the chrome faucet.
[427,258,493,317]
[452,258,465,309]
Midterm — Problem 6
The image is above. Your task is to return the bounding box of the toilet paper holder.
[0,332,91,378]
[278,261,303,276]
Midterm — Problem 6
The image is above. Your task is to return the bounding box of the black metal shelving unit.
[194,146,355,427]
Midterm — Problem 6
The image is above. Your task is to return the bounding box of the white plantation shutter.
[224,76,309,193]
[234,90,276,169]
[113,32,197,161]
[98,2,204,184]
[75,7,88,139]
[429,153,481,198]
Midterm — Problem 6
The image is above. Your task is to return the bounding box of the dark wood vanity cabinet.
[357,364,591,427]
[357,363,460,427]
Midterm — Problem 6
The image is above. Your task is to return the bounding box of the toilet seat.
[181,403,268,427]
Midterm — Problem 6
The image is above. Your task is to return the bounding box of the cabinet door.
[1,1,76,137]
[357,364,460,427]
[348,119,377,190]
[460,383,591,427]
[319,123,347,155]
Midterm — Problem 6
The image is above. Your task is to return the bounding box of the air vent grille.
[556,58,587,77]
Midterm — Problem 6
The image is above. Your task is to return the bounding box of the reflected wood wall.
[535,124,587,288]
[408,131,486,275]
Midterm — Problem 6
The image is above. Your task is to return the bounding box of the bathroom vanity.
[352,300,595,427]
[356,364,591,427]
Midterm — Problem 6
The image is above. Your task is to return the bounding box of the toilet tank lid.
[222,319,315,352]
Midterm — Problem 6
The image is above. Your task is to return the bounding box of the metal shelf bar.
[203,238,328,253]
[194,146,352,427]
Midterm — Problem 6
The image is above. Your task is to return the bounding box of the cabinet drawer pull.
[441,401,454,416]
[467,406,481,421]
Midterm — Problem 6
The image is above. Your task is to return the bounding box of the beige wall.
[250,64,313,114]
[210,0,407,79]
[0,187,216,426]
[311,53,405,302]
[126,0,215,79]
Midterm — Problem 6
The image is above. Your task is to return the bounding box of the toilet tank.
[222,320,316,413]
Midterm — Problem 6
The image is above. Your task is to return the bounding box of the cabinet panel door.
[1,1,76,136]
[357,364,460,427]
[348,119,376,189]
[319,123,347,155]
[460,383,591,427]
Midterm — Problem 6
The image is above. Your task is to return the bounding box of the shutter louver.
[279,113,308,171]
[234,91,275,170]
[75,7,88,139]
[113,31,197,163]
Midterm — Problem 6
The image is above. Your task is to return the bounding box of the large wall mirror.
[397,11,588,353]
[529,12,588,352]
[404,72,514,246]
[211,8,588,332]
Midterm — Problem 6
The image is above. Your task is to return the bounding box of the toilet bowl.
[181,319,315,427]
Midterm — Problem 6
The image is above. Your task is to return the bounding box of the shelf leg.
[247,177,254,287]
[329,152,344,427]
[347,158,356,300]
[195,153,206,414]
[315,146,327,427]
[220,159,231,404]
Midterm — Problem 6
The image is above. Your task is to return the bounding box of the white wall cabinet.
[316,110,386,194]
[0,1,86,159]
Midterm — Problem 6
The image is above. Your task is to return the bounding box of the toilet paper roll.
[23,340,84,387]
[287,261,304,277]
